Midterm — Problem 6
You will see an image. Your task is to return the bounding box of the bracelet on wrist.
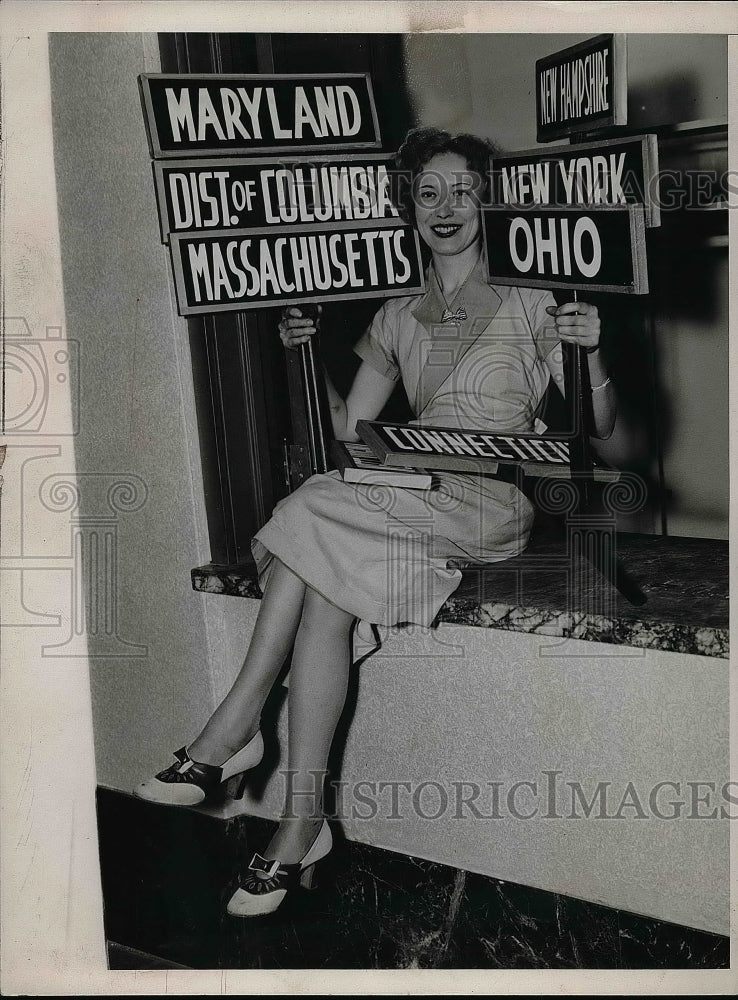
[585,344,600,354]
[591,376,611,392]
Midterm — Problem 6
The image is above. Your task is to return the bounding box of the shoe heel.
[225,772,250,800]
[299,863,318,890]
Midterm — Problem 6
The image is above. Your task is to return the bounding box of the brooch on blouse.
[440,306,467,323]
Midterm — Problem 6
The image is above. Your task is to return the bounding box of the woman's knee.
[300,585,356,633]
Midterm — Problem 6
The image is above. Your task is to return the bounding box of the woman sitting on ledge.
[135,126,616,916]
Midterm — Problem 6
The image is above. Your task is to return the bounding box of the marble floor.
[98,788,728,970]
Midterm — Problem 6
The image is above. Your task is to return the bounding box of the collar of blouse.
[409,254,508,418]
[410,252,503,338]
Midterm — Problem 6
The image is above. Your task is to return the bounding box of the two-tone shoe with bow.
[134,730,264,806]
[227,819,333,917]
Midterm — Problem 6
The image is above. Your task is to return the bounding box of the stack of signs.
[484,34,659,294]
[139,73,425,315]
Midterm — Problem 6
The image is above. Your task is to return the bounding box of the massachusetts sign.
[169,220,424,315]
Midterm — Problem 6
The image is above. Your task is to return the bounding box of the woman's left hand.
[546,301,600,352]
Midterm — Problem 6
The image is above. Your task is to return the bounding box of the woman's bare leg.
[264,585,355,863]
[188,559,307,764]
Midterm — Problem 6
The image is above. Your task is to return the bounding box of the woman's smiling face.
[413,151,484,257]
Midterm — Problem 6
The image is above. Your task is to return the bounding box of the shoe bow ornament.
[440,306,467,323]
[247,853,282,879]
[241,853,294,894]
[154,747,223,788]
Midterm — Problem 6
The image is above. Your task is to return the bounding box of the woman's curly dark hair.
[392,126,500,225]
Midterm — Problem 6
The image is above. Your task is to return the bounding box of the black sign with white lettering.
[356,419,580,475]
[153,154,399,241]
[169,221,424,315]
[491,135,660,227]
[356,420,621,480]
[536,34,626,142]
[482,205,648,294]
[140,74,381,157]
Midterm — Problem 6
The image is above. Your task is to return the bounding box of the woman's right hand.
[278,305,321,350]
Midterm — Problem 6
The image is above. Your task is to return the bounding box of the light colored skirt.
[252,470,534,629]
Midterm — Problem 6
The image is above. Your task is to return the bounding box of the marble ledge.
[436,599,728,660]
[191,566,728,661]
[193,567,263,600]
[192,531,729,660]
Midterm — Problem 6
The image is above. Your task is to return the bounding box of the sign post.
[140,73,425,481]
[484,34,654,604]
[482,198,648,512]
